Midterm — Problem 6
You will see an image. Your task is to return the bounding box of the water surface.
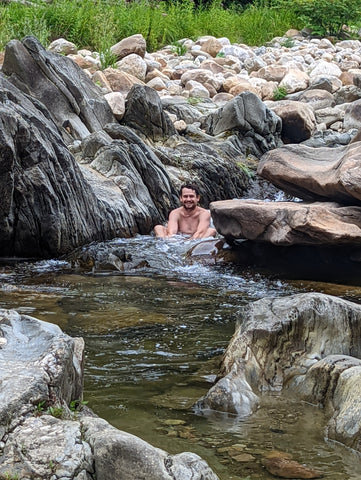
[1,235,361,479]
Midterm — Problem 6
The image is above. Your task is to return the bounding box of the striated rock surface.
[210,199,361,245]
[0,308,219,480]
[257,141,361,204]
[197,292,361,453]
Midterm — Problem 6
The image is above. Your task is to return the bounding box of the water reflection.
[1,235,361,479]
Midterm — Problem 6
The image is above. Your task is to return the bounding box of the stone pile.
[48,32,361,146]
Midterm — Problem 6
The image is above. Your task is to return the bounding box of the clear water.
[1,235,361,479]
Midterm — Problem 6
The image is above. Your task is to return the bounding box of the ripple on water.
[1,235,361,479]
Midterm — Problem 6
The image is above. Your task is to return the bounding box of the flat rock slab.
[210,199,361,245]
[257,141,361,204]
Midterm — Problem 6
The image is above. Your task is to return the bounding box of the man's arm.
[189,210,212,239]
[166,209,180,236]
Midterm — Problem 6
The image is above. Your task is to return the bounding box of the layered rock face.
[196,293,361,452]
[0,309,218,480]
[0,36,261,258]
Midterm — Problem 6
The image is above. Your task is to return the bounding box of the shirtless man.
[154,184,217,240]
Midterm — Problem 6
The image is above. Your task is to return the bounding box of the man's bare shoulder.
[198,207,211,216]
[169,207,183,217]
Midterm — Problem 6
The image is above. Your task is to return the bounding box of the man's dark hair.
[179,183,200,197]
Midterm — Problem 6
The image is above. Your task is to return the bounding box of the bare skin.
[154,187,217,240]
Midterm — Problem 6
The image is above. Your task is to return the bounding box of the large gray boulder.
[0,308,219,480]
[197,293,361,452]
[257,141,361,204]
[2,36,115,144]
[0,73,131,258]
[122,84,177,142]
[0,308,84,440]
[204,91,282,156]
[210,199,361,245]
[82,416,219,480]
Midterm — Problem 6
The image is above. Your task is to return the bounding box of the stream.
[1,234,361,479]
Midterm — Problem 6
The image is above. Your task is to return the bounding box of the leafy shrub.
[276,0,361,37]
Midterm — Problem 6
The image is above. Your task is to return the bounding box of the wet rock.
[82,416,219,480]
[185,239,238,265]
[262,451,323,479]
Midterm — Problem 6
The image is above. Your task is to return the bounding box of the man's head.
[179,184,200,211]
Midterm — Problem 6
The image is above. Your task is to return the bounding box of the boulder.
[116,53,148,81]
[257,141,361,203]
[102,67,145,95]
[210,199,361,245]
[205,91,282,156]
[270,100,316,143]
[0,308,219,479]
[122,84,177,141]
[2,36,115,144]
[82,416,219,480]
[197,293,361,453]
[0,73,117,258]
[0,308,83,440]
[110,33,147,60]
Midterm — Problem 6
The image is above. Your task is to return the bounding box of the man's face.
[180,188,200,211]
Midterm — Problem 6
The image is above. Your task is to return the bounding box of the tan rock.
[200,59,226,74]
[340,71,357,85]
[68,54,98,70]
[110,34,146,60]
[145,68,169,83]
[212,92,234,104]
[146,77,167,91]
[102,68,145,95]
[279,68,309,93]
[184,80,210,98]
[229,83,260,97]
[270,101,316,143]
[201,37,223,57]
[104,92,125,120]
[92,71,112,93]
[180,68,221,90]
[298,89,335,111]
[255,64,289,82]
[262,451,323,479]
[210,199,361,246]
[115,53,147,81]
[258,141,361,204]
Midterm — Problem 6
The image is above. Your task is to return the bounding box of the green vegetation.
[170,40,188,56]
[279,0,361,38]
[273,85,288,100]
[69,399,88,412]
[0,0,301,52]
[0,0,359,53]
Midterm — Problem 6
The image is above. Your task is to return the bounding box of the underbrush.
[0,0,357,53]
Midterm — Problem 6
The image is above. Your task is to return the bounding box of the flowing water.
[1,235,361,479]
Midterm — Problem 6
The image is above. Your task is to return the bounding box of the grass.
[0,0,304,52]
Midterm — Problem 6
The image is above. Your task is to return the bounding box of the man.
[154,184,217,240]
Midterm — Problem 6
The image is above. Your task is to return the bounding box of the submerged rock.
[262,451,323,479]
[197,292,361,453]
